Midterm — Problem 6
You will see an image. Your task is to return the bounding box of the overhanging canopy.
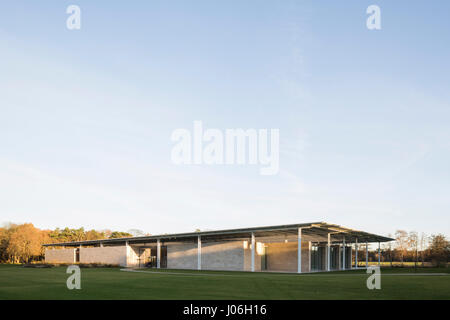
[43,222,393,247]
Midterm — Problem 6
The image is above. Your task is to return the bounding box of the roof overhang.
[43,222,394,247]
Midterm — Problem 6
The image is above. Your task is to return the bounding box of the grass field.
[0,265,449,300]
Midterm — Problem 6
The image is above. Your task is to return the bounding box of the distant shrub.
[23,263,55,268]
[77,263,119,268]
[23,262,119,268]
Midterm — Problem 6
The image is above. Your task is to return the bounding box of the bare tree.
[386,233,393,267]
[408,231,419,269]
[127,229,148,237]
[395,230,408,264]
[419,232,427,265]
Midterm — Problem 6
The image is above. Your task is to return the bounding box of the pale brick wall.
[301,241,310,272]
[167,241,251,271]
[265,241,310,272]
[202,241,245,271]
[80,246,127,266]
[266,242,296,272]
[167,242,198,269]
[45,248,75,264]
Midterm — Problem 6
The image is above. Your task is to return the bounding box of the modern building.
[43,222,393,272]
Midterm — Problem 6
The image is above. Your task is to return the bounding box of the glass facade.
[310,245,326,271]
[330,246,339,270]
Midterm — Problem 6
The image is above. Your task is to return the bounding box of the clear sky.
[0,1,449,238]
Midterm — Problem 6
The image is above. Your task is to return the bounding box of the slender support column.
[308,241,312,272]
[197,235,202,270]
[124,241,129,267]
[100,242,103,248]
[297,228,302,273]
[378,242,381,266]
[338,243,341,270]
[355,238,358,269]
[251,233,255,272]
[157,239,161,269]
[342,237,346,270]
[327,233,331,271]
[366,241,369,268]
[349,242,353,269]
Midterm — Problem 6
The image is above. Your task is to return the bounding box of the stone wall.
[265,241,310,272]
[79,246,127,266]
[167,242,198,270]
[167,241,253,271]
[45,248,75,264]
[202,241,245,271]
[301,241,310,272]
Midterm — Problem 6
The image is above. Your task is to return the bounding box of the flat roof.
[43,222,394,247]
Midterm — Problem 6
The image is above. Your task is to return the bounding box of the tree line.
[0,223,138,264]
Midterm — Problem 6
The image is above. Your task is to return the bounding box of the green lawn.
[0,265,449,299]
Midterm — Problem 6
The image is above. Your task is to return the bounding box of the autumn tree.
[85,229,107,240]
[0,227,10,262]
[6,224,43,263]
[395,230,408,263]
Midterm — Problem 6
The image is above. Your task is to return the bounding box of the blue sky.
[0,1,449,237]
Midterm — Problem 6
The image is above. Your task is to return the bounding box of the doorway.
[137,246,167,268]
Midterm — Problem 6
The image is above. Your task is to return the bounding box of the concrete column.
[197,235,202,270]
[349,242,352,269]
[251,233,255,272]
[355,238,358,269]
[342,237,346,270]
[308,241,312,272]
[327,233,331,271]
[366,241,369,268]
[297,228,302,273]
[100,242,103,248]
[124,241,129,267]
[157,239,161,269]
[378,242,381,266]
